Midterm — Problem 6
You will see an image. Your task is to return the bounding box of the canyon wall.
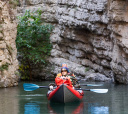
[0,1,19,87]
[17,0,128,84]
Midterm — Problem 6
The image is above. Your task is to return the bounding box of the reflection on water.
[88,104,109,114]
[24,101,109,114]
[24,101,84,114]
[48,102,84,114]
[0,87,19,114]
[24,102,40,114]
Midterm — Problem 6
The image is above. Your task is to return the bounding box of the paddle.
[76,88,108,93]
[23,83,49,91]
[80,84,103,86]
[23,83,108,93]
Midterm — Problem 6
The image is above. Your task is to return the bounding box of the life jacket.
[56,73,76,87]
[55,76,73,87]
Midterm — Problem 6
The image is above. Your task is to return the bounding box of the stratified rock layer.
[0,1,19,87]
[17,0,128,84]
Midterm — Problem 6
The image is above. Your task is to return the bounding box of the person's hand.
[49,85,53,90]
[62,76,66,80]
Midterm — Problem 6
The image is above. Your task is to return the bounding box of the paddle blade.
[77,88,108,93]
[23,83,39,91]
[81,84,103,86]
[90,89,108,93]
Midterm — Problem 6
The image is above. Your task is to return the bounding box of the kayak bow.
[47,84,84,103]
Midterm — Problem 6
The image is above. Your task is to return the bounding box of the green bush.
[16,10,53,80]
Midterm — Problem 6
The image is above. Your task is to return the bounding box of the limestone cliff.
[0,1,19,87]
[17,0,128,84]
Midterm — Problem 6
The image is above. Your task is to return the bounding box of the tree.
[16,10,53,80]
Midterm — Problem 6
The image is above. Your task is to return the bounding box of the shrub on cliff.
[16,10,53,80]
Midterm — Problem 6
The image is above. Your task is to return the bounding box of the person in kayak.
[48,63,70,90]
[49,63,80,90]
[56,66,80,88]
[56,63,70,77]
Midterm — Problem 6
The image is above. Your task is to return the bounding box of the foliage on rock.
[0,62,9,72]
[9,0,20,8]
[16,9,53,80]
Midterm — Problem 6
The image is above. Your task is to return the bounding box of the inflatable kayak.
[47,77,84,103]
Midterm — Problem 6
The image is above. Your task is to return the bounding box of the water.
[0,81,128,114]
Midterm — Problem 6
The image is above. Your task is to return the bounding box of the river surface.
[0,81,128,114]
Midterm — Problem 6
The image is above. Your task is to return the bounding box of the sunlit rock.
[0,1,19,87]
[17,0,128,84]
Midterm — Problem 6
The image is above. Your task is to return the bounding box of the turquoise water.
[0,81,128,114]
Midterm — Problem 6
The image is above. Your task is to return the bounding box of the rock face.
[17,0,128,84]
[0,1,19,87]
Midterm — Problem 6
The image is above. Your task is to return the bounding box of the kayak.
[47,77,84,103]
[23,76,108,103]
[47,84,84,103]
[23,80,108,103]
